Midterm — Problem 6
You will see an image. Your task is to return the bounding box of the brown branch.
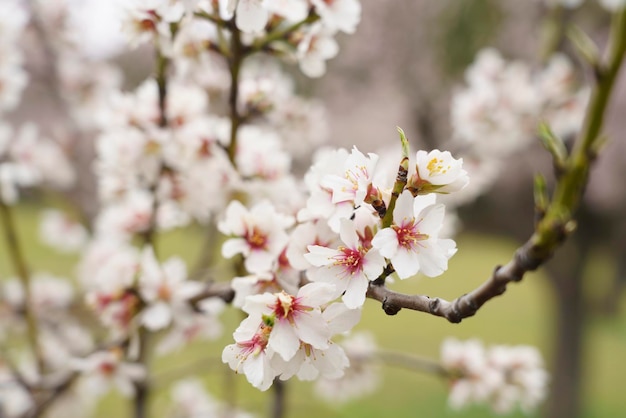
[367,238,551,322]
[189,282,235,308]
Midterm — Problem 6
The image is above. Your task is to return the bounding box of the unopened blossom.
[39,210,89,253]
[138,247,204,331]
[372,191,457,279]
[305,218,386,308]
[219,200,294,274]
[410,150,469,195]
[311,0,362,34]
[242,282,337,361]
[72,350,146,397]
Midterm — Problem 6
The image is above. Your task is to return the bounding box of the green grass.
[1,203,625,417]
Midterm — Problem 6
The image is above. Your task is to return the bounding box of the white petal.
[392,190,415,223]
[342,275,368,309]
[323,303,361,335]
[371,228,398,258]
[269,321,300,361]
[236,0,269,33]
[304,245,338,267]
[293,311,330,350]
[222,238,249,258]
[391,248,420,279]
[338,218,359,248]
[297,282,337,307]
[142,302,172,330]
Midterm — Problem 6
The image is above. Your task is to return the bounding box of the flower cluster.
[441,338,549,414]
[221,134,469,388]
[121,0,361,78]
[452,49,588,157]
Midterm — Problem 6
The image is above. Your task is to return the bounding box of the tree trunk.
[544,234,591,418]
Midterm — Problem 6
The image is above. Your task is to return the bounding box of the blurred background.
[2,0,626,417]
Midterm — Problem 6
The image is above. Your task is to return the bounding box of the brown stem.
[270,378,287,418]
[376,350,449,378]
[227,20,243,166]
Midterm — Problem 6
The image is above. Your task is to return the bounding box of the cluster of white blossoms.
[441,338,549,414]
[0,2,75,205]
[0,0,562,415]
[452,49,589,157]
[121,0,361,77]
[447,48,590,206]
[220,139,469,389]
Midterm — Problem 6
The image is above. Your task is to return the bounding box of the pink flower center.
[332,246,364,276]
[245,226,268,250]
[239,324,271,356]
[393,220,429,251]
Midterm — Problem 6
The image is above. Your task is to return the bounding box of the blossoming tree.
[0,0,625,417]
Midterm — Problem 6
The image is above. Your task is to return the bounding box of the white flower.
[321,146,379,206]
[222,320,276,391]
[72,350,146,397]
[286,220,338,270]
[219,200,294,274]
[231,0,269,33]
[305,218,386,308]
[311,0,362,34]
[412,150,469,194]
[138,247,204,331]
[297,23,339,78]
[372,191,457,279]
[242,282,337,361]
[39,210,89,253]
[487,345,549,414]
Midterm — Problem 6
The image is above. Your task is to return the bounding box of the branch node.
[382,296,401,315]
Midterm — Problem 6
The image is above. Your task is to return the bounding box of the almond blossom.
[138,247,204,331]
[305,218,386,308]
[321,146,379,206]
[311,0,362,34]
[72,349,146,397]
[222,319,276,391]
[242,282,337,361]
[219,200,294,274]
[372,191,457,279]
[409,150,469,195]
